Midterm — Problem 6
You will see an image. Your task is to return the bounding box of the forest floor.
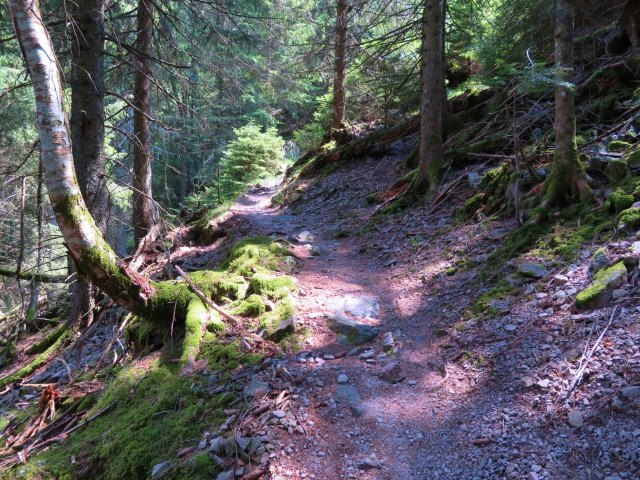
[2,137,640,480]
[181,137,640,480]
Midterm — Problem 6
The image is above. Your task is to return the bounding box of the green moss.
[626,150,640,169]
[0,327,74,388]
[232,294,266,317]
[486,223,548,272]
[576,261,627,309]
[180,298,208,367]
[471,280,514,317]
[18,361,230,479]
[0,341,16,367]
[605,159,630,180]
[609,140,632,152]
[258,298,295,336]
[250,272,296,299]
[26,323,69,355]
[606,190,634,214]
[223,237,296,276]
[618,207,640,229]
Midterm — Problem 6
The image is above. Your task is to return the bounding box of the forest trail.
[199,149,640,480]
[195,152,495,480]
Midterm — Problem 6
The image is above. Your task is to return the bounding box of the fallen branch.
[564,306,617,400]
[174,266,240,325]
[0,267,67,283]
[93,314,131,374]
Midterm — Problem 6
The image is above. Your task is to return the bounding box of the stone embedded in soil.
[568,410,584,428]
[552,274,569,285]
[215,471,234,480]
[330,295,380,318]
[272,410,286,419]
[327,314,380,345]
[244,376,270,397]
[327,295,381,344]
[357,453,383,470]
[151,462,174,479]
[294,231,314,242]
[335,384,361,405]
[590,248,611,273]
[265,316,296,342]
[337,373,349,384]
[379,361,406,384]
[576,261,627,310]
[518,263,548,279]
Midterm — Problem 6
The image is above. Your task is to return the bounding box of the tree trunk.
[69,0,107,328]
[330,0,348,133]
[132,0,155,245]
[413,0,446,193]
[544,0,589,206]
[8,0,153,317]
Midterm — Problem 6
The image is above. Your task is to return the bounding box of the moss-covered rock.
[618,207,640,229]
[606,190,634,214]
[250,272,296,299]
[626,150,640,169]
[605,159,630,180]
[232,294,266,317]
[609,140,632,152]
[576,261,627,310]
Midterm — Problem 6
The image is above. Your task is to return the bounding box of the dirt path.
[214,161,482,480]
[211,151,640,480]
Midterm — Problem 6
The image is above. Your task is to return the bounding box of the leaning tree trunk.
[543,0,589,206]
[132,0,155,245]
[7,0,155,318]
[330,0,348,135]
[68,0,107,328]
[412,0,446,193]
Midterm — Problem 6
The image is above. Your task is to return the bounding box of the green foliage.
[221,122,285,186]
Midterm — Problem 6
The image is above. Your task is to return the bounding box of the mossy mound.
[232,294,266,317]
[224,236,297,276]
[250,272,296,299]
[609,140,632,152]
[606,190,634,214]
[605,159,630,180]
[626,150,640,169]
[576,261,627,310]
[618,207,640,229]
[459,163,517,219]
[14,362,231,479]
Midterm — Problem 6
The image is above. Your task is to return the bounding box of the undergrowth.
[3,236,299,479]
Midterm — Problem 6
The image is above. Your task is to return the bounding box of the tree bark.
[330,0,348,134]
[7,0,153,317]
[413,0,446,193]
[132,0,155,245]
[69,0,107,328]
[544,0,589,206]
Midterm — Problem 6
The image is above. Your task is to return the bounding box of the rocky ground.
[2,137,640,480]
[195,139,640,480]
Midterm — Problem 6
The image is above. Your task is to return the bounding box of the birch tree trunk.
[330,0,348,134]
[543,0,590,206]
[132,0,155,245]
[68,0,107,328]
[7,0,154,317]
